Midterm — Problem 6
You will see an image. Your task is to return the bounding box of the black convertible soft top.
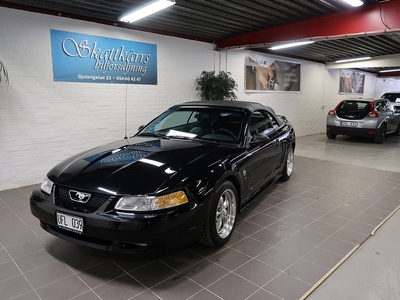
[172,100,276,115]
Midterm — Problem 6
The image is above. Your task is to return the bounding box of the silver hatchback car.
[326,98,400,143]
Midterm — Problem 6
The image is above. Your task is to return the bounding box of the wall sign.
[50,29,157,84]
[245,56,300,92]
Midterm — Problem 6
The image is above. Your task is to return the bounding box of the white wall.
[0,7,392,190]
[374,77,400,97]
[0,7,214,190]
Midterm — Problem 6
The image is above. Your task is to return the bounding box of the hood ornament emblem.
[69,190,91,203]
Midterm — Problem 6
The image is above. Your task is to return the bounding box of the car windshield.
[381,93,400,103]
[138,107,246,143]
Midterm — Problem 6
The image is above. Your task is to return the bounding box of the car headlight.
[115,191,189,212]
[40,177,54,195]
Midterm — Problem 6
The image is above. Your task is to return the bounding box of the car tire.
[280,144,294,181]
[326,132,336,139]
[199,181,237,247]
[374,124,386,144]
[394,123,400,136]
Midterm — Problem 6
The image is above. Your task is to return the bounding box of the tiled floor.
[1,150,400,299]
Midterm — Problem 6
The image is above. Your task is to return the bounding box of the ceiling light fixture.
[335,56,371,63]
[269,40,315,50]
[379,69,400,73]
[341,0,363,7]
[119,0,175,23]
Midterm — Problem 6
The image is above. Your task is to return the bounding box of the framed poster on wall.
[245,56,300,92]
[339,69,365,94]
[50,29,158,84]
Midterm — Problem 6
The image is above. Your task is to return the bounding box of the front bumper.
[30,187,205,253]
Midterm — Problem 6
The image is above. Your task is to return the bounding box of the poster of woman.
[245,56,300,92]
[339,69,365,94]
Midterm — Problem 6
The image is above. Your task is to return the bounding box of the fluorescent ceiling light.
[335,56,371,63]
[379,69,400,73]
[119,0,175,23]
[342,0,363,7]
[269,41,315,50]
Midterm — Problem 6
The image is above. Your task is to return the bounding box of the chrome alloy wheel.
[215,189,236,239]
[286,146,294,177]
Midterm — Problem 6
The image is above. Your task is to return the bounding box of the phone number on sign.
[77,74,142,82]
[112,76,142,82]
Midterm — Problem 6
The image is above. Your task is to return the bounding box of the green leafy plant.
[0,60,9,85]
[195,71,238,101]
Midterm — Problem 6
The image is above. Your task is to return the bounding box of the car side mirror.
[138,125,144,131]
[250,133,270,144]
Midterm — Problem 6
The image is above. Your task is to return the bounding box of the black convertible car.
[30,101,295,252]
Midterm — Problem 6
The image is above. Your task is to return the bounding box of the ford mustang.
[30,101,295,252]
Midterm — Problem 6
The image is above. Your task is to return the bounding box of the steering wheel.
[213,128,237,140]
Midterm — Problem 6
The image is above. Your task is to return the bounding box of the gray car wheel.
[374,124,386,144]
[280,144,294,181]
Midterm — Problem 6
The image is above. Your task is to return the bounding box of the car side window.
[375,101,385,111]
[250,110,278,136]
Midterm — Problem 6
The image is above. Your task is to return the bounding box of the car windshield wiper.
[137,132,169,139]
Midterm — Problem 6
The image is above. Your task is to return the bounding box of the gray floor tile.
[0,260,22,281]
[0,228,38,248]
[274,236,315,257]
[267,220,302,239]
[14,249,58,273]
[256,247,301,271]
[332,228,369,245]
[281,213,314,227]
[290,228,328,246]
[151,274,203,300]
[286,259,328,285]
[160,249,204,272]
[306,220,340,236]
[303,247,342,269]
[343,220,375,236]
[208,273,259,300]
[0,247,11,264]
[0,275,34,299]
[186,289,222,300]
[246,213,280,227]
[234,259,280,287]
[231,237,271,257]
[263,272,311,300]
[77,260,126,288]
[247,289,282,300]
[93,274,146,300]
[6,237,45,259]
[251,227,286,246]
[130,290,165,300]
[35,274,90,300]
[208,248,251,271]
[11,291,41,300]
[318,237,357,256]
[130,260,178,288]
[235,219,264,236]
[185,259,230,287]
[24,261,73,289]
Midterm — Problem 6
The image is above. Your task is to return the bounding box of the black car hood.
[48,136,227,195]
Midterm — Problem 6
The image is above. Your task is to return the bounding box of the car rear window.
[336,101,370,120]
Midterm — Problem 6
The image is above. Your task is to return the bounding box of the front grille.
[55,186,113,213]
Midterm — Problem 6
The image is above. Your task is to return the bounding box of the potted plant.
[195,70,238,101]
[0,60,9,84]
